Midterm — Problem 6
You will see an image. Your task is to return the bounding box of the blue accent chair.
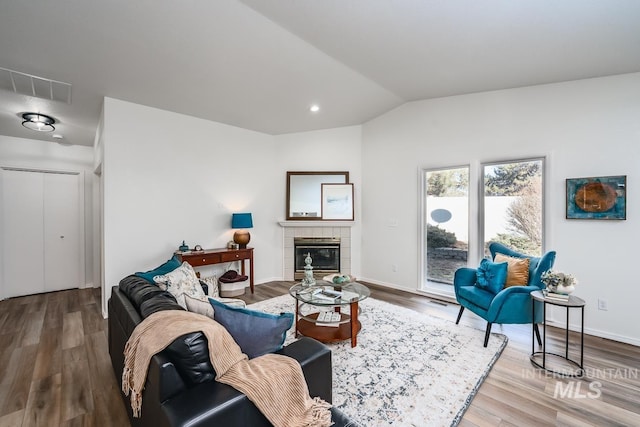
[454,242,556,347]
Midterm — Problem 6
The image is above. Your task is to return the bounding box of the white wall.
[100,98,278,315]
[360,73,640,345]
[99,99,364,317]
[0,135,95,293]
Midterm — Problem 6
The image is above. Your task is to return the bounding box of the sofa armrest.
[109,285,187,420]
[276,337,332,403]
[147,352,188,403]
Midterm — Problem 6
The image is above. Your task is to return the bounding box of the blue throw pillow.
[208,298,293,359]
[135,255,181,283]
[476,259,508,294]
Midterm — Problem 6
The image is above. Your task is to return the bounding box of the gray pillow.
[208,298,293,358]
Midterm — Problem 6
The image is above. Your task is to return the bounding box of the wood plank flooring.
[1,282,638,426]
[0,288,129,427]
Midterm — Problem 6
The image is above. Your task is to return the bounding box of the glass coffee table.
[289,281,370,347]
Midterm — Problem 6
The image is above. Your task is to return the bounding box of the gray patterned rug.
[248,294,507,427]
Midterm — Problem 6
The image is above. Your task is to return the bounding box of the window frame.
[479,157,546,261]
[419,156,547,296]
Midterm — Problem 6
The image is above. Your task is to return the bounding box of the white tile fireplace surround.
[279,222,352,281]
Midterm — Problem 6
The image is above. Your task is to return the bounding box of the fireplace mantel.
[278,221,354,228]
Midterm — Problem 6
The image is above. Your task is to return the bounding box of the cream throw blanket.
[122,310,332,427]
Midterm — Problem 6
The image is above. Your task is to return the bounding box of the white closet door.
[2,169,45,298]
[43,172,81,291]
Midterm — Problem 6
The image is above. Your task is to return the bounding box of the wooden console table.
[175,247,254,293]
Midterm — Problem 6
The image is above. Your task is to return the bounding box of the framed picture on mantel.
[321,183,354,220]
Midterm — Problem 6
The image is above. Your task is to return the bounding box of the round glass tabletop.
[289,281,370,306]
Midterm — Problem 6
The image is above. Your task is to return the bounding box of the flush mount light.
[21,112,56,132]
[309,104,320,113]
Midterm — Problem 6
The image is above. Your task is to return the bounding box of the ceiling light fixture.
[309,104,320,113]
[21,112,56,132]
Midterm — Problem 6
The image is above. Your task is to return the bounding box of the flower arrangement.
[541,270,577,293]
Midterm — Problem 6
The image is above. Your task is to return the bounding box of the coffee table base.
[297,316,362,347]
[295,301,362,347]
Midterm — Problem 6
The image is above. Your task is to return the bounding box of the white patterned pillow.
[154,262,205,308]
[199,275,219,298]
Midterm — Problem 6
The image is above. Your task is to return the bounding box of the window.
[422,158,544,295]
[482,159,544,257]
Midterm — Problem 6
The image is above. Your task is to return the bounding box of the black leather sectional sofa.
[108,275,357,427]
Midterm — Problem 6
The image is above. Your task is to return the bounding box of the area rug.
[248,295,507,427]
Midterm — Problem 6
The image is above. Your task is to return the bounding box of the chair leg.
[483,323,492,347]
[455,306,464,324]
[533,323,542,346]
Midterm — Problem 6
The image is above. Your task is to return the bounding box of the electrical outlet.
[392,264,398,272]
[598,299,608,311]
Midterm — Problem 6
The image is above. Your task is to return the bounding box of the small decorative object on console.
[179,240,189,252]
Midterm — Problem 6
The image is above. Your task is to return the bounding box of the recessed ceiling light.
[309,104,320,113]
[52,134,64,140]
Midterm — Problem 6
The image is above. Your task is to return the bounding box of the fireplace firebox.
[294,237,340,280]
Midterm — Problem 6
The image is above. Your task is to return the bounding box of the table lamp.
[231,213,253,249]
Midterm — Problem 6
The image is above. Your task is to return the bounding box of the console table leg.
[249,253,254,293]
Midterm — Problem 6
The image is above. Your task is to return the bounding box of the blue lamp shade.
[231,213,253,229]
[231,213,253,249]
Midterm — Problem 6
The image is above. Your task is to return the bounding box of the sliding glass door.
[423,166,469,296]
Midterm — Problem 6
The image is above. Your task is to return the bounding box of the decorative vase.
[332,275,347,284]
[556,284,575,294]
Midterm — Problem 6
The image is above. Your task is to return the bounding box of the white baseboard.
[544,319,640,347]
[357,277,422,294]
[256,276,283,285]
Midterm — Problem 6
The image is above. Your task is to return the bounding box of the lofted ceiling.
[0,0,639,147]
